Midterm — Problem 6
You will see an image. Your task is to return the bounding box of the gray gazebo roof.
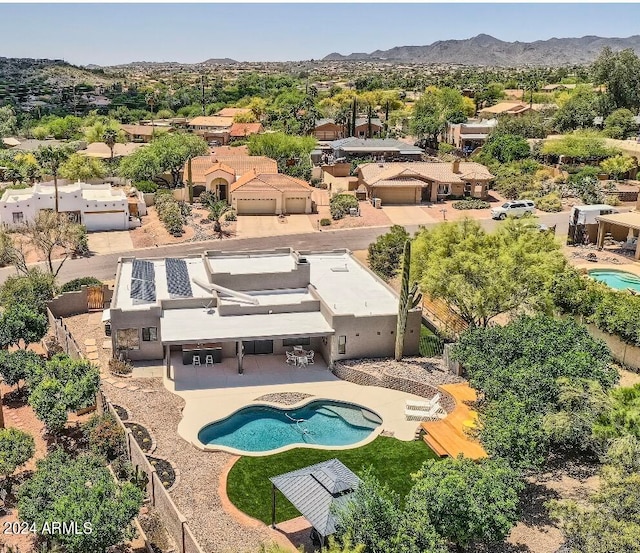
[270,459,360,538]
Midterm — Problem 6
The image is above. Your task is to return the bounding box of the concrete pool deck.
[164,352,429,449]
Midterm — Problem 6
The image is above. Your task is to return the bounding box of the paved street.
[0,211,571,285]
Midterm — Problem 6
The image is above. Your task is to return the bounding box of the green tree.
[34,145,73,213]
[82,413,125,461]
[407,457,523,550]
[541,131,619,162]
[603,108,637,139]
[18,449,143,553]
[28,354,100,434]
[492,111,549,139]
[247,132,316,179]
[0,427,35,489]
[118,146,162,183]
[592,47,640,111]
[367,225,409,280]
[0,305,47,349]
[102,127,118,160]
[412,219,566,327]
[552,86,599,131]
[150,132,208,188]
[594,383,640,443]
[481,133,531,163]
[0,349,44,390]
[395,240,421,361]
[411,86,471,148]
[600,155,636,181]
[0,268,57,314]
[59,153,106,182]
[0,106,17,145]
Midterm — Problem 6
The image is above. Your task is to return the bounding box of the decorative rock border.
[253,392,314,405]
[124,421,157,454]
[146,454,180,493]
[332,360,457,413]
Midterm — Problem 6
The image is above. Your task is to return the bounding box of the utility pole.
[201,75,206,116]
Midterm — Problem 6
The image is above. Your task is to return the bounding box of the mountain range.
[323,34,640,66]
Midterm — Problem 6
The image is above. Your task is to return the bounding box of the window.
[338,335,346,355]
[116,328,139,351]
[437,184,450,195]
[142,327,158,342]
[12,212,24,224]
[283,337,310,347]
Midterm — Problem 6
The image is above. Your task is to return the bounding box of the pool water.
[197,400,382,453]
[589,269,640,292]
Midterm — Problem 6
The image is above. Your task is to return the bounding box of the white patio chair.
[404,402,446,421]
[406,393,441,411]
[286,350,298,366]
[205,355,214,366]
[306,350,315,364]
[293,345,304,352]
[192,356,201,366]
[298,355,309,368]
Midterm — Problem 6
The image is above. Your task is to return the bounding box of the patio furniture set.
[404,393,447,421]
[285,346,315,368]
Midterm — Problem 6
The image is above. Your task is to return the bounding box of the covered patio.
[596,212,640,260]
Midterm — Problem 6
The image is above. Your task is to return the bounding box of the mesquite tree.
[395,240,422,361]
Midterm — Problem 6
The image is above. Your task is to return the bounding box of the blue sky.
[2,3,640,65]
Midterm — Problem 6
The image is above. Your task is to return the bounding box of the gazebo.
[270,459,360,547]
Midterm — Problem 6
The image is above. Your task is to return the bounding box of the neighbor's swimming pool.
[197,400,382,453]
[589,269,640,293]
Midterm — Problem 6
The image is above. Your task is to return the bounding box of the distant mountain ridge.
[324,34,640,66]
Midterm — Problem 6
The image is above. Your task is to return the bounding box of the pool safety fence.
[98,390,206,553]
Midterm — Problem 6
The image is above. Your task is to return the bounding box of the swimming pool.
[197,400,382,454]
[589,269,640,292]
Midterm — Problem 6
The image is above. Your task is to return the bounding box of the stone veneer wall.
[332,363,457,413]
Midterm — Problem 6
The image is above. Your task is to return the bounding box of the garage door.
[235,199,277,215]
[285,198,307,214]
[83,212,127,231]
[375,187,417,205]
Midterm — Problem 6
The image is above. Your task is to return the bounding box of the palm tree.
[35,146,71,213]
[102,128,118,161]
[206,199,233,238]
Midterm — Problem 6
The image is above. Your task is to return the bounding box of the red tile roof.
[231,172,311,193]
[229,122,264,138]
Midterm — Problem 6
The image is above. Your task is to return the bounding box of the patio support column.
[237,341,244,375]
[271,484,276,528]
[596,222,605,250]
[635,237,640,261]
[165,345,171,379]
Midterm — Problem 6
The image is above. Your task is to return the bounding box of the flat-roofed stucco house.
[229,171,313,214]
[182,154,278,201]
[108,249,421,375]
[331,138,423,161]
[0,182,135,231]
[444,119,497,152]
[358,160,494,204]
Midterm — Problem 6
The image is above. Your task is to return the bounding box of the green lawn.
[227,436,438,524]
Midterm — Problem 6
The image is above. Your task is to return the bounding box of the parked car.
[491,200,536,220]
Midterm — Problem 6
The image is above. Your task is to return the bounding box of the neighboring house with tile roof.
[353,117,383,138]
[312,119,346,141]
[181,154,278,201]
[478,101,557,118]
[229,122,264,140]
[120,124,171,143]
[216,107,253,118]
[230,171,313,214]
[358,160,495,204]
[187,116,234,144]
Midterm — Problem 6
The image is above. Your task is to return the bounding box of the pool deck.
[165,353,429,450]
[420,383,487,460]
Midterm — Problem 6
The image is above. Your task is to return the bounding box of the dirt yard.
[312,197,392,230]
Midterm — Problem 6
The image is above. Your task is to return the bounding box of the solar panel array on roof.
[166,258,193,298]
[131,259,156,302]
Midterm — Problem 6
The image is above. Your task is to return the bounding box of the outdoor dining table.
[289,348,311,367]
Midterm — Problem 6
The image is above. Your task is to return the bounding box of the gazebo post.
[271,484,276,528]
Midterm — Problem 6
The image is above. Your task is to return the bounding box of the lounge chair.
[406,393,441,411]
[405,402,446,421]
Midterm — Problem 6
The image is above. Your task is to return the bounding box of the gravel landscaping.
[253,392,314,405]
[103,378,272,553]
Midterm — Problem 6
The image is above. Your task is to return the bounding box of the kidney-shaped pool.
[197,399,383,454]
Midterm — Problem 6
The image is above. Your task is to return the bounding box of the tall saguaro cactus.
[395,240,422,361]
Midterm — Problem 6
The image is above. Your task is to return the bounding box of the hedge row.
[155,191,189,236]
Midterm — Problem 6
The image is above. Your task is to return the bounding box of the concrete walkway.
[164,353,427,449]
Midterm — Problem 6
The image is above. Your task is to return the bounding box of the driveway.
[382,205,437,226]
[88,230,134,255]
[236,215,315,238]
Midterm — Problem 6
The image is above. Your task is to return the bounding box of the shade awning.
[596,212,640,231]
[160,309,334,344]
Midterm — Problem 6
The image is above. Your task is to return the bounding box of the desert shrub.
[535,192,563,212]
[134,181,158,194]
[61,277,102,293]
[330,193,359,220]
[452,199,490,210]
[438,142,456,154]
[109,357,133,376]
[83,413,126,461]
[320,218,331,226]
[604,194,621,206]
[225,210,237,222]
[310,177,322,186]
[155,192,185,235]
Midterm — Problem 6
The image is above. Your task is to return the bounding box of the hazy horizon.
[2,3,640,66]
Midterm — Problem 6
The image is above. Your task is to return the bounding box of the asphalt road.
[0,211,571,285]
